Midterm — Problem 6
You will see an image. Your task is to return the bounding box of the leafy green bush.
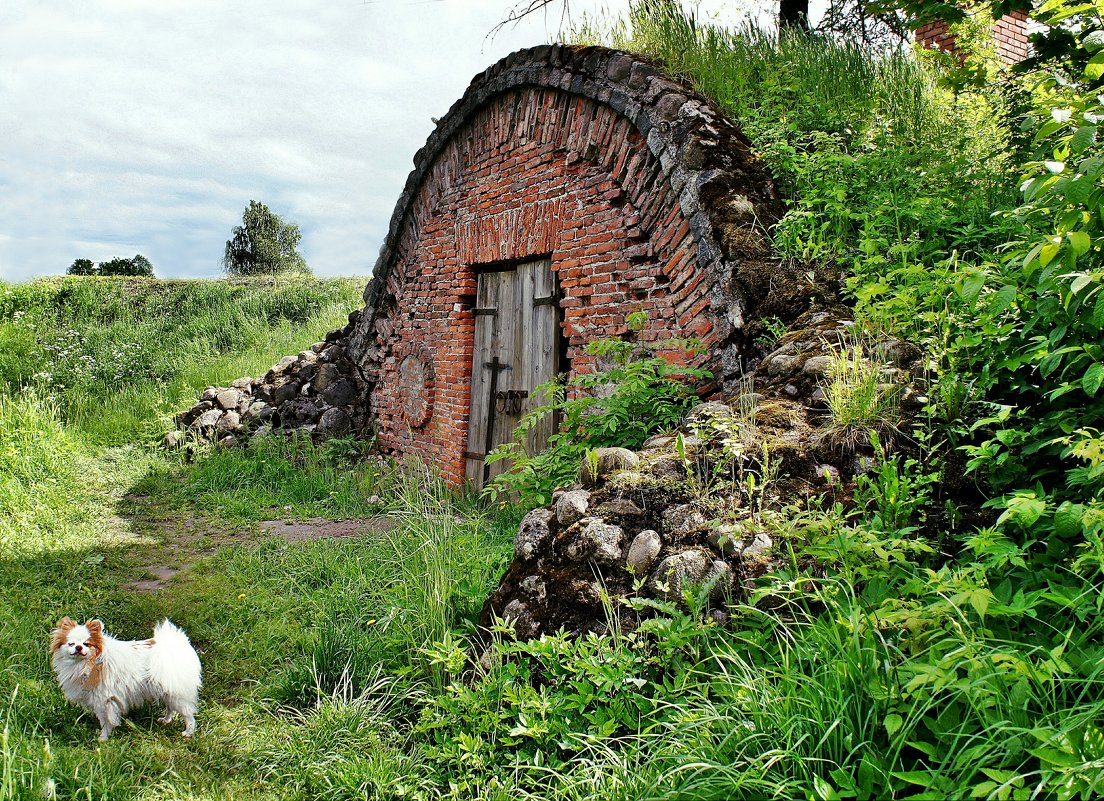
[961,2,1104,494]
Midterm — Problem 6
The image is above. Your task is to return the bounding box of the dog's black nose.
[73,645,83,653]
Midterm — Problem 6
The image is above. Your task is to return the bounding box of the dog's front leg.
[96,697,123,741]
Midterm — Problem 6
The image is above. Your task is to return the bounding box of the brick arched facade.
[348,45,783,484]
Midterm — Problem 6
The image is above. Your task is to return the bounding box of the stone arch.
[350,44,787,483]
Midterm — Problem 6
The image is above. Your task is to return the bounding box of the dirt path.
[118,498,396,593]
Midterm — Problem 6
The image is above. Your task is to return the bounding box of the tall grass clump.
[586,8,938,141]
[376,468,511,687]
[0,391,84,554]
[141,432,393,522]
[0,689,63,801]
[250,673,425,801]
[820,336,901,454]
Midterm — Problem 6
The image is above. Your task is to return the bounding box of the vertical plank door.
[464,258,558,488]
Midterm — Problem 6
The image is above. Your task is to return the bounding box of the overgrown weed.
[819,335,902,455]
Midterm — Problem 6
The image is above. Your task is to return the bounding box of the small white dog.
[50,617,202,741]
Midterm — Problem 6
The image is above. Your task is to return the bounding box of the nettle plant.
[485,313,710,506]
[968,0,1104,545]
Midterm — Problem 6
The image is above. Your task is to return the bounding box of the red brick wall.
[992,10,1030,63]
[914,19,957,55]
[916,11,1029,64]
[369,87,704,484]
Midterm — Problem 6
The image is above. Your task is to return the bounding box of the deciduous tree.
[99,255,154,276]
[223,200,310,276]
[129,254,154,276]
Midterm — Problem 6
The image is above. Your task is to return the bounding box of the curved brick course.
[348,44,788,483]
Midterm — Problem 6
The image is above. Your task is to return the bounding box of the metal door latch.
[495,389,528,415]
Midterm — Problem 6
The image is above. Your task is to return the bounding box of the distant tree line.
[67,254,154,277]
[64,198,311,281]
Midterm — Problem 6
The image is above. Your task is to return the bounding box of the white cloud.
[1,0,787,283]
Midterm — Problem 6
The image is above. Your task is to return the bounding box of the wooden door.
[465,258,558,487]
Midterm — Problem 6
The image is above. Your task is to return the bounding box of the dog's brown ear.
[84,619,105,653]
[50,617,76,652]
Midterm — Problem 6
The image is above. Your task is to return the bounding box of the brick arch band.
[349,44,784,483]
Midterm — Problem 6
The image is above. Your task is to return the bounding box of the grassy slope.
[0,277,439,800]
[3,19,1104,801]
[0,276,364,445]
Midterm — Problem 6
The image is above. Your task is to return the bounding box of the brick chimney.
[915,9,1029,64]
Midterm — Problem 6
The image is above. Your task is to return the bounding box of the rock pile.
[480,404,797,638]
[169,311,367,448]
[752,305,923,408]
[480,310,926,639]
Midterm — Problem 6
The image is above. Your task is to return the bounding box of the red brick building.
[915,9,1030,64]
[347,46,790,486]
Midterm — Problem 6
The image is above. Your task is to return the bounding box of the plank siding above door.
[465,258,558,488]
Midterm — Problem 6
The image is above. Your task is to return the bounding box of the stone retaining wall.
[481,308,926,638]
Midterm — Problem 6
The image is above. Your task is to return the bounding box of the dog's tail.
[149,620,203,700]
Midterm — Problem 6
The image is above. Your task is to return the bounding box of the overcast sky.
[0,0,772,283]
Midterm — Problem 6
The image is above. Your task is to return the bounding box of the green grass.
[0,388,516,800]
[819,337,901,454]
[1,272,1102,798]
[0,276,363,445]
[580,10,939,140]
[133,435,393,523]
[0,277,523,798]
[2,16,1103,799]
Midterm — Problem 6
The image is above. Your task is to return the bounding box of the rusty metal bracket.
[482,356,510,484]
